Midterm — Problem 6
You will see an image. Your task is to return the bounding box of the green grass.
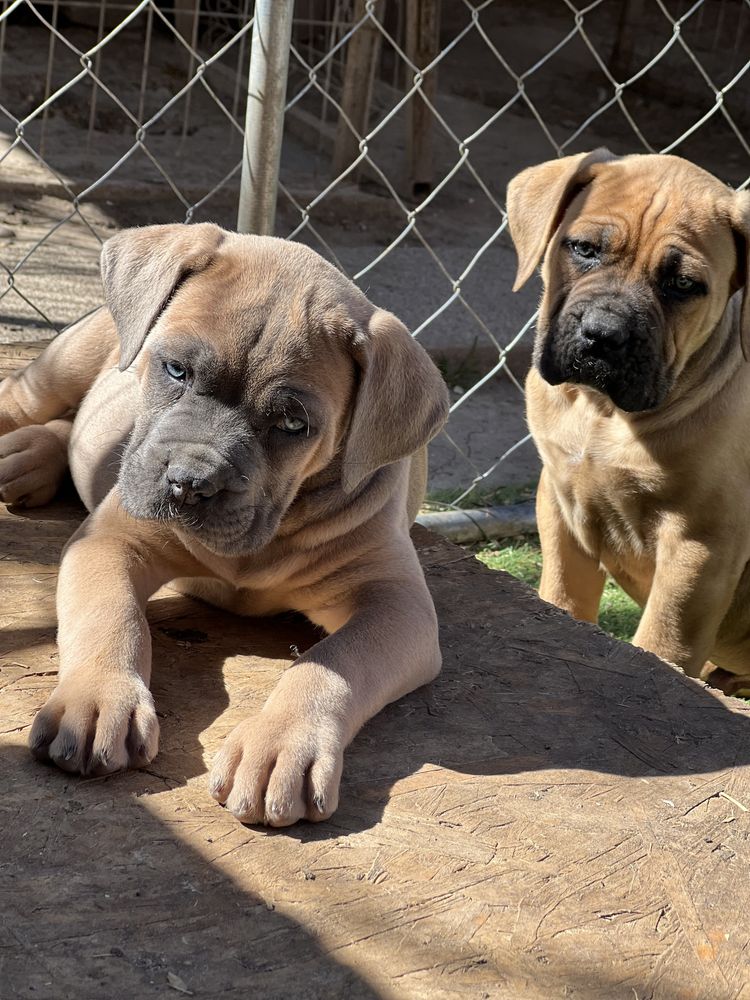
[475,537,642,643]
[423,478,641,642]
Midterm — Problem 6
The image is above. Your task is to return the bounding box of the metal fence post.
[237,0,294,236]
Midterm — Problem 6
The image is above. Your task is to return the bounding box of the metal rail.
[237,0,295,235]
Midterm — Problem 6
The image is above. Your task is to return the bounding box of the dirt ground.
[2,347,750,999]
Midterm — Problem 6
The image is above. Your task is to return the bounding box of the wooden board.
[2,361,750,998]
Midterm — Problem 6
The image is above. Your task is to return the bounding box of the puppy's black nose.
[167,469,220,507]
[579,307,629,353]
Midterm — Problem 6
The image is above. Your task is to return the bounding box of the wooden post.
[332,0,384,182]
[406,0,440,196]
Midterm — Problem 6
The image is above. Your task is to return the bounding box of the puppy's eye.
[570,240,598,259]
[670,275,696,292]
[277,414,307,435]
[662,274,705,300]
[164,360,187,381]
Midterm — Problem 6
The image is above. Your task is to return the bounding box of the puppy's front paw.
[0,425,68,507]
[209,714,345,827]
[29,674,159,776]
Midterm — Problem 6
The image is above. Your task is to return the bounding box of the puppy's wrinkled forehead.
[162,236,363,386]
[567,158,736,264]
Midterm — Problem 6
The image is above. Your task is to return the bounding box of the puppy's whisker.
[289,395,311,438]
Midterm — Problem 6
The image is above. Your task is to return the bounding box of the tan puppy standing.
[507,150,750,691]
[0,224,449,825]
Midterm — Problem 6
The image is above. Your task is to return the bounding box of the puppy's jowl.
[508,150,750,691]
[0,225,449,825]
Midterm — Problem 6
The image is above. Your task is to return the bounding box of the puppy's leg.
[633,522,743,678]
[209,546,441,827]
[28,494,196,774]
[0,309,117,434]
[0,312,119,506]
[0,418,71,507]
[537,468,606,622]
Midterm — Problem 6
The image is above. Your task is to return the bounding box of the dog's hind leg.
[0,309,119,506]
[0,419,72,507]
[0,308,118,434]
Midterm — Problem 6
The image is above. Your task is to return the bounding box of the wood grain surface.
[1,352,750,999]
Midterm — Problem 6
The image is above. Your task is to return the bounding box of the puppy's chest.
[543,427,665,561]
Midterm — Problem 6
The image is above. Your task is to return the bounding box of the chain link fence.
[1,0,749,511]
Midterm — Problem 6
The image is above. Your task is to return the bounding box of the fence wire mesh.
[1,0,749,509]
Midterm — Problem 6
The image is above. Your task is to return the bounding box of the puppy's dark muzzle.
[538,290,668,412]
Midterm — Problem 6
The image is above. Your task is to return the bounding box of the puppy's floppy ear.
[341,308,450,494]
[730,190,750,362]
[100,222,227,370]
[506,148,617,291]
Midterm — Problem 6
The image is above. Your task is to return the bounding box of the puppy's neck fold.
[277,461,403,548]
[628,297,743,434]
